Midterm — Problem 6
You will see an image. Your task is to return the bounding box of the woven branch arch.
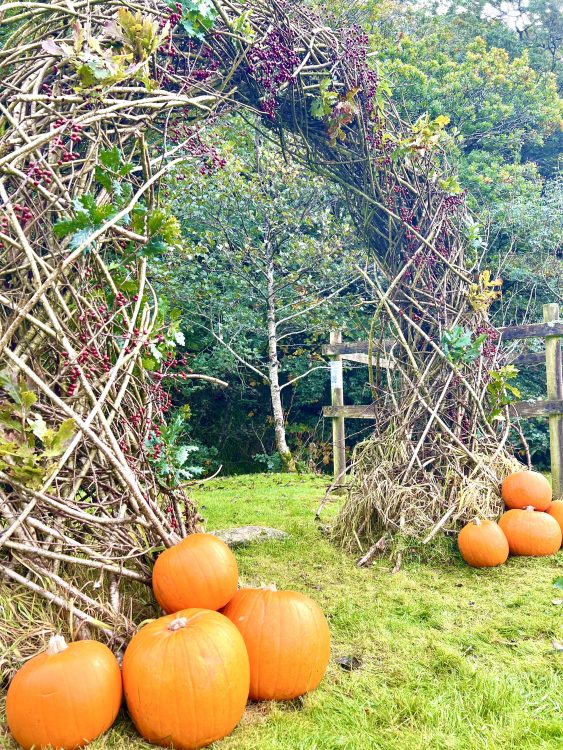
[0,0,518,662]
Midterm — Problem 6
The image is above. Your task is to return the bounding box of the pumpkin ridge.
[291,596,306,697]
[60,646,84,747]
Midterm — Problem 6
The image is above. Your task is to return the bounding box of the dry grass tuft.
[332,433,523,551]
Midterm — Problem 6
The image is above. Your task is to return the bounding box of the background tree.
[158,123,362,471]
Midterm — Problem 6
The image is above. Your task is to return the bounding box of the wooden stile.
[323,309,563,496]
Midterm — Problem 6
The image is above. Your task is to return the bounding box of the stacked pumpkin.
[458,470,562,568]
[6,533,330,750]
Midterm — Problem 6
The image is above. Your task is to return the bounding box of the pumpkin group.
[498,506,562,557]
[501,470,552,511]
[6,636,122,750]
[458,470,561,568]
[222,585,331,701]
[457,519,509,568]
[122,609,250,750]
[152,533,238,613]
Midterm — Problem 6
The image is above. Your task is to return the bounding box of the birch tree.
[164,126,360,470]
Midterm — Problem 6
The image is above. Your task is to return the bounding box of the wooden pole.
[329,330,346,484]
[544,303,563,499]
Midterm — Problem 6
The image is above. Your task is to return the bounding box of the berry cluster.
[51,119,83,165]
[2,203,34,228]
[476,323,500,361]
[158,2,182,31]
[26,161,53,188]
[165,504,178,530]
[247,28,300,119]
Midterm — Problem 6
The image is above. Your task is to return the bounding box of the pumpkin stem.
[47,635,69,655]
[260,583,277,592]
[524,506,536,512]
[168,617,188,631]
[474,518,482,526]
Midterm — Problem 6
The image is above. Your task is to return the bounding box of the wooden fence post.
[544,303,563,499]
[329,330,346,483]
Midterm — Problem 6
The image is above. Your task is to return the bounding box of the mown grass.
[2,473,562,750]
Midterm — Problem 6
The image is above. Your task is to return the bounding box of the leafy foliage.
[42,10,166,89]
[0,371,75,488]
[173,0,217,40]
[145,410,203,487]
[486,365,522,422]
[441,326,487,365]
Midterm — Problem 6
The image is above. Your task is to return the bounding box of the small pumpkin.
[152,532,238,613]
[547,500,563,543]
[457,519,509,568]
[122,609,249,749]
[222,585,330,701]
[501,470,551,511]
[6,635,122,750]
[498,507,562,557]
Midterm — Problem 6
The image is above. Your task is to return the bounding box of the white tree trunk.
[266,249,296,472]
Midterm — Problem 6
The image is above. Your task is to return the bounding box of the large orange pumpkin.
[457,519,509,568]
[122,609,249,749]
[6,635,122,750]
[152,532,238,613]
[547,501,563,544]
[498,507,562,556]
[501,470,551,511]
[222,586,330,701]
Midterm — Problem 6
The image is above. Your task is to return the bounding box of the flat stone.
[211,526,289,547]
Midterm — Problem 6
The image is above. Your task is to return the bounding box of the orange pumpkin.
[222,585,330,701]
[501,470,551,511]
[547,501,563,544]
[498,507,562,557]
[152,533,238,613]
[122,609,249,749]
[457,519,509,568]
[6,635,122,750]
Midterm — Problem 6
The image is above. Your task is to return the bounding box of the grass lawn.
[2,473,562,750]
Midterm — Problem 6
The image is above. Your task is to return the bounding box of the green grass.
[2,473,562,749]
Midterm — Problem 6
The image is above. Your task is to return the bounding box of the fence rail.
[323,303,563,498]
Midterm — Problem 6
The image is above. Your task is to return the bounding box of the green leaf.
[141,357,158,371]
[99,146,122,172]
[69,227,97,251]
[0,408,23,432]
[43,418,76,457]
[29,414,48,441]
[174,0,217,40]
[554,577,563,591]
[20,391,37,411]
[0,369,22,404]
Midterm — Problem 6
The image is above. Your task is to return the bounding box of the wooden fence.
[323,303,563,498]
